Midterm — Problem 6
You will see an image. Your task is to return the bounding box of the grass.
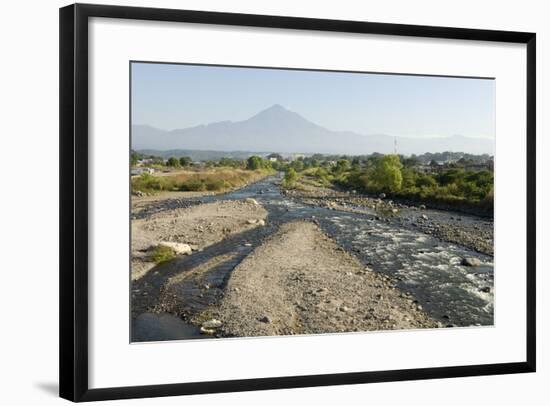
[132,168,272,194]
[281,168,333,190]
[150,245,176,264]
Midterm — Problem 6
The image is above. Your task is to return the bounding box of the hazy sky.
[131,62,495,139]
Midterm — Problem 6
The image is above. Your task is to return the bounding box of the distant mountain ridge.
[137,149,271,161]
[132,104,494,156]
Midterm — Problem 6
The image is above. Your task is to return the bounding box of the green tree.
[246,155,263,170]
[333,159,350,174]
[179,156,192,167]
[284,168,298,185]
[415,173,437,188]
[130,151,140,166]
[402,156,419,168]
[290,160,304,172]
[437,169,464,186]
[401,167,418,189]
[166,157,180,167]
[370,154,403,193]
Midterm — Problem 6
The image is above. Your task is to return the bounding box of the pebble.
[202,319,223,329]
[259,316,271,323]
[244,198,259,205]
[200,327,216,335]
[156,241,192,255]
[461,257,482,267]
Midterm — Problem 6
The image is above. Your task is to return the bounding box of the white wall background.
[0,0,546,404]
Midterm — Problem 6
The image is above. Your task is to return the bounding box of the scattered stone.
[421,214,429,220]
[243,243,252,247]
[379,193,386,199]
[461,257,482,267]
[259,316,271,323]
[200,326,216,335]
[339,306,350,312]
[156,241,192,255]
[202,319,223,329]
[244,198,259,205]
[257,219,266,226]
[479,286,492,293]
[419,204,426,210]
[246,219,257,224]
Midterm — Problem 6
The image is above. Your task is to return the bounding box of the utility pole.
[394,137,398,155]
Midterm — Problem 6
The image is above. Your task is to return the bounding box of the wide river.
[133,175,494,341]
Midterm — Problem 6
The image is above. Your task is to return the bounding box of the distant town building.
[267,153,283,162]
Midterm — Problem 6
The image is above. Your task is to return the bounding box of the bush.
[369,155,403,193]
[132,168,269,194]
[332,154,493,213]
[282,168,298,188]
[179,156,192,167]
[247,155,272,170]
[166,157,180,167]
[132,173,173,192]
[151,245,176,264]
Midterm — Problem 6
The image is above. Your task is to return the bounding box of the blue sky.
[131,62,495,139]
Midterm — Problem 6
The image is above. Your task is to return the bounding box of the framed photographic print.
[59,3,536,402]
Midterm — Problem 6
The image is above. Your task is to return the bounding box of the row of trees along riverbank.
[282,154,494,216]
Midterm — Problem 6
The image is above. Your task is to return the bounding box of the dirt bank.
[131,199,267,280]
[209,221,438,337]
[131,190,218,217]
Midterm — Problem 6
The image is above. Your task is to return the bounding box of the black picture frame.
[59,3,536,402]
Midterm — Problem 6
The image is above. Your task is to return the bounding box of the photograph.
[129,62,495,342]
